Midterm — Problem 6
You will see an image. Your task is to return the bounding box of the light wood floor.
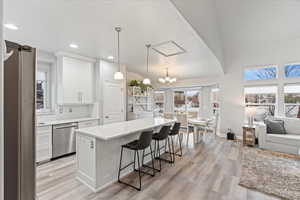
[36,135,280,200]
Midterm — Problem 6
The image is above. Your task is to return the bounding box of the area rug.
[239,147,300,200]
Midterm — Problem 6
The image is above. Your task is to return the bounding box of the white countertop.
[75,118,175,140]
[37,117,99,127]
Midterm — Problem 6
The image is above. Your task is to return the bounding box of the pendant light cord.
[146,45,150,73]
[115,27,122,72]
[118,29,120,71]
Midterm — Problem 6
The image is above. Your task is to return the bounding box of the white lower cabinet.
[76,134,96,188]
[36,125,52,163]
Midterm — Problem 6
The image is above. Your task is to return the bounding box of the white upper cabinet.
[57,53,96,104]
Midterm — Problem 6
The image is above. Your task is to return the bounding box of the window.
[244,66,277,81]
[36,62,51,112]
[173,90,200,117]
[211,87,220,115]
[186,90,200,113]
[284,64,300,78]
[154,91,165,117]
[284,84,300,118]
[174,91,186,113]
[244,86,277,121]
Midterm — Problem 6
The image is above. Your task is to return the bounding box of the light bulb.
[158,78,166,83]
[114,71,124,80]
[143,78,151,85]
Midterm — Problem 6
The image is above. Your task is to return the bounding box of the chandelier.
[158,68,176,84]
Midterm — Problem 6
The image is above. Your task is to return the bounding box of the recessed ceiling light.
[69,43,79,49]
[107,56,114,60]
[4,24,19,30]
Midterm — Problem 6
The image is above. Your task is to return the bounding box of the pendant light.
[143,44,151,85]
[114,27,124,80]
[158,68,176,84]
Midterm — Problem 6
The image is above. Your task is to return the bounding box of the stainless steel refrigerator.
[4,41,36,200]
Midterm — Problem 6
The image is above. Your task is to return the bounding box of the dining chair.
[187,111,198,119]
[163,112,174,119]
[204,114,219,136]
[176,113,194,146]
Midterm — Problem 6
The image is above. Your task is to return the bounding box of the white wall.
[170,0,224,67]
[127,71,144,82]
[218,38,300,137]
[0,0,3,198]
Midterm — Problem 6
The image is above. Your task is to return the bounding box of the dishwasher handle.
[54,125,78,130]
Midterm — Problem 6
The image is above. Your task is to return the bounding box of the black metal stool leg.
[142,149,145,166]
[118,146,124,181]
[167,137,173,163]
[171,136,175,163]
[179,134,183,156]
[133,149,136,170]
[150,144,155,176]
[158,141,161,171]
[136,150,142,191]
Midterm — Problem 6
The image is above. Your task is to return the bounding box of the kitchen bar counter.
[76,118,175,140]
[75,117,175,192]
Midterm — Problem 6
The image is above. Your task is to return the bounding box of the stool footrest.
[120,161,135,171]
[134,168,155,176]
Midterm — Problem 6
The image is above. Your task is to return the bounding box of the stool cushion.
[123,140,139,150]
[152,133,161,140]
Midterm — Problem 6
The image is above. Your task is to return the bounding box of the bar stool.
[152,125,172,171]
[118,131,155,191]
[168,122,183,163]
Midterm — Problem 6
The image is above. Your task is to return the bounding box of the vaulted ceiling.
[4,0,300,80]
[3,0,223,81]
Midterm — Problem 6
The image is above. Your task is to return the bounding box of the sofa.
[257,117,300,155]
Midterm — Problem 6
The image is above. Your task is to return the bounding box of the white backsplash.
[37,103,98,123]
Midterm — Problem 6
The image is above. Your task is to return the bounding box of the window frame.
[284,62,300,79]
[283,83,300,118]
[173,90,187,113]
[154,90,165,117]
[36,61,52,114]
[244,65,278,82]
[244,85,278,120]
[173,89,201,114]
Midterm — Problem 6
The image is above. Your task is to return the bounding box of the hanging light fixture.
[158,68,176,84]
[143,44,151,85]
[114,27,124,80]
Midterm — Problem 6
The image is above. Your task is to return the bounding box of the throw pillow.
[265,119,286,134]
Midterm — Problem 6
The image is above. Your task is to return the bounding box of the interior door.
[103,81,125,124]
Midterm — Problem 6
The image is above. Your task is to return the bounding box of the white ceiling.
[215,0,300,66]
[216,0,300,45]
[3,0,223,81]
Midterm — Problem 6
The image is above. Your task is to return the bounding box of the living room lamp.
[246,107,256,126]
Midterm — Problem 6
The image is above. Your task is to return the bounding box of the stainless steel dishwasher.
[52,122,78,158]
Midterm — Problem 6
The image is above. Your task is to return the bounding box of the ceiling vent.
[152,41,186,57]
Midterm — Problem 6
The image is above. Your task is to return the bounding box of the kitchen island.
[75,117,175,192]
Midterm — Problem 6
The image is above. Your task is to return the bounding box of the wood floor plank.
[36,135,277,200]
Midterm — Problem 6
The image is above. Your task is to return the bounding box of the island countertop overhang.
[75,118,175,140]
